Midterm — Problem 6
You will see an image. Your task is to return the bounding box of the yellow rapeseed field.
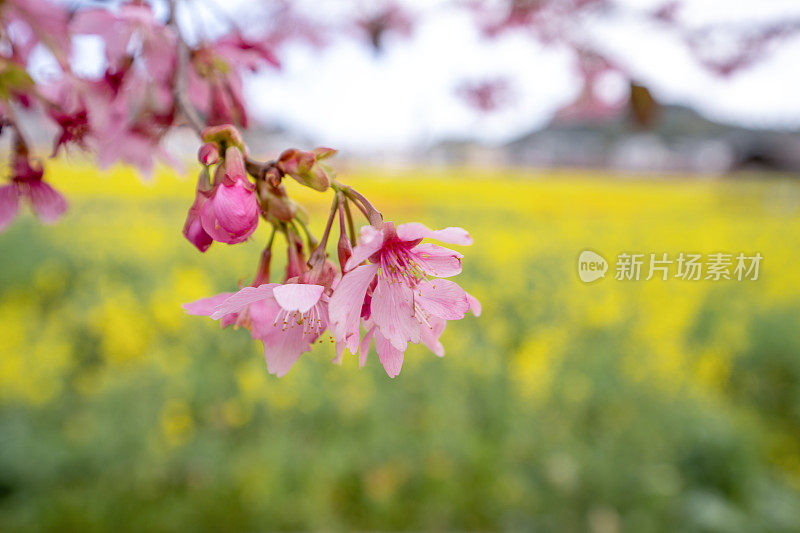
[1,160,800,531]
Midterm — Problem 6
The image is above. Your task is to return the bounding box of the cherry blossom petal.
[332,341,346,365]
[273,283,324,313]
[70,8,119,39]
[410,243,463,277]
[206,179,258,242]
[0,184,20,231]
[141,30,176,81]
[28,181,67,223]
[183,207,213,252]
[371,275,420,352]
[396,222,473,246]
[212,182,257,233]
[359,325,376,368]
[183,292,234,316]
[345,225,384,270]
[247,298,285,339]
[223,146,247,182]
[329,263,378,353]
[374,329,404,378]
[210,284,278,319]
[416,279,470,321]
[261,326,315,377]
[467,292,482,317]
[420,316,447,357]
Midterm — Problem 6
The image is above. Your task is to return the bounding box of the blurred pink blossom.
[0,156,66,231]
[71,3,176,83]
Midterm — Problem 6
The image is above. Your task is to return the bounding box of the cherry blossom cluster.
[183,124,480,378]
[2,0,796,231]
[0,0,284,230]
[0,0,480,378]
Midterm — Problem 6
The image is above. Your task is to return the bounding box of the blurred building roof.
[426,104,800,175]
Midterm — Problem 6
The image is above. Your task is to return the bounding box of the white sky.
[242,0,800,153]
[60,0,800,153]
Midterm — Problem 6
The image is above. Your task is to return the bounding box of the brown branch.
[167,0,204,137]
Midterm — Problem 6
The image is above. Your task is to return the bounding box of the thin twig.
[168,0,204,136]
[308,193,341,267]
[294,216,318,250]
[342,198,356,246]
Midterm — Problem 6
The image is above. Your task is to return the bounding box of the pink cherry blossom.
[328,221,478,376]
[53,8,179,176]
[211,33,281,72]
[93,120,171,176]
[183,291,237,328]
[200,147,259,244]
[188,33,279,128]
[71,3,176,83]
[354,319,410,378]
[0,157,67,231]
[44,68,174,176]
[186,281,330,377]
[0,0,70,64]
[48,107,90,156]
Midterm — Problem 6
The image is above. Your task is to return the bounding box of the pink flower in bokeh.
[0,0,70,64]
[93,120,173,176]
[71,2,175,83]
[0,156,67,231]
[48,107,90,156]
[211,33,281,72]
[43,67,174,176]
[185,281,329,377]
[188,34,279,128]
[200,146,258,244]
[329,221,478,376]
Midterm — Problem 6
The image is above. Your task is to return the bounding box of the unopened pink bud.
[277,148,330,192]
[223,146,247,184]
[198,143,220,166]
[199,147,258,244]
[312,147,338,161]
[337,231,352,272]
[285,233,307,280]
[252,247,272,286]
[183,184,213,252]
